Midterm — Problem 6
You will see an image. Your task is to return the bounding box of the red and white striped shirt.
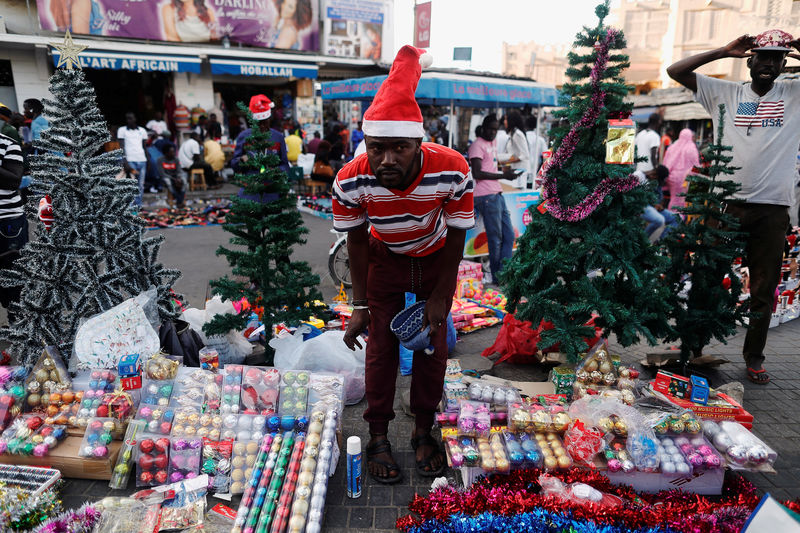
[332,143,474,257]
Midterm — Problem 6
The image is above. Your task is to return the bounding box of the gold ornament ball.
[599,361,612,374]
[585,360,599,372]
[544,456,558,469]
[557,455,572,468]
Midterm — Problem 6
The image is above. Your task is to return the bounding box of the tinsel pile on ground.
[397,468,800,533]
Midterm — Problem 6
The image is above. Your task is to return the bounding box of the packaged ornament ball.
[171,367,215,408]
[135,403,175,435]
[0,366,29,392]
[278,370,310,418]
[172,407,222,441]
[143,352,181,381]
[25,346,71,395]
[307,372,345,416]
[706,420,777,470]
[74,370,117,427]
[95,496,162,533]
[457,400,490,438]
[199,347,219,371]
[168,437,203,483]
[477,433,510,473]
[444,435,480,467]
[667,434,722,472]
[99,390,135,422]
[202,437,233,494]
[136,433,171,486]
[0,392,17,433]
[109,419,146,490]
[563,420,605,465]
[140,378,174,407]
[221,365,243,414]
[229,439,264,495]
[574,343,618,387]
[80,418,120,458]
[655,435,693,475]
[535,432,573,470]
[605,118,635,164]
[38,389,82,426]
[158,477,208,531]
[239,366,280,415]
[221,413,267,442]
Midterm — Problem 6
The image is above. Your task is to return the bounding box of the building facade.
[501,41,569,87]
[502,0,800,89]
[0,0,393,138]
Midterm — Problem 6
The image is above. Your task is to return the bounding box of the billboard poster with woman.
[322,0,385,60]
[36,0,320,51]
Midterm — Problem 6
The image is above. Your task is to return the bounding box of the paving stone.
[322,506,349,528]
[348,507,374,528]
[374,506,400,529]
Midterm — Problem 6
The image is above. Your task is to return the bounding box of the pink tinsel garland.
[540,28,641,222]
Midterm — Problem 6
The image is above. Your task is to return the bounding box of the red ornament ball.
[154,453,169,470]
[139,453,155,470]
[95,405,109,417]
[139,471,154,484]
[27,416,44,430]
[139,439,155,454]
[155,438,170,452]
[160,422,172,434]
[89,420,103,431]
[154,470,168,484]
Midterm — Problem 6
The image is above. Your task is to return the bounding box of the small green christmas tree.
[662,105,747,366]
[500,1,672,362]
[204,105,324,360]
[0,66,181,367]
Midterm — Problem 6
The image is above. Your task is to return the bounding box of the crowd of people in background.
[3,92,781,250]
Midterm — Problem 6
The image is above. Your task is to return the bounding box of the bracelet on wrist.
[351,299,368,306]
[352,305,369,311]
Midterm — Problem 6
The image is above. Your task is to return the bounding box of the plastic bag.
[270,328,365,405]
[73,289,161,371]
[538,473,623,507]
[182,296,251,364]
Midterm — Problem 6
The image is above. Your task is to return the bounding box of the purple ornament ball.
[606,458,622,472]
[170,472,184,483]
[93,446,108,458]
[173,439,188,451]
[185,472,198,479]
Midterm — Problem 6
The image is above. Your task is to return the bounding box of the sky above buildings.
[392,0,621,73]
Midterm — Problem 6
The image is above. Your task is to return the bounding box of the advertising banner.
[414,1,430,49]
[36,0,320,51]
[464,190,540,258]
[322,0,385,59]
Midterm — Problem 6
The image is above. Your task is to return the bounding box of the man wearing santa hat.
[231,94,289,174]
[668,30,800,384]
[333,45,474,483]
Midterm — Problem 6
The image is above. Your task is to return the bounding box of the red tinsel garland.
[397,468,764,532]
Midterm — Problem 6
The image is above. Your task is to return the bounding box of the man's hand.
[241,154,249,163]
[654,203,664,212]
[722,35,756,58]
[343,308,369,350]
[422,293,450,339]
[502,167,516,179]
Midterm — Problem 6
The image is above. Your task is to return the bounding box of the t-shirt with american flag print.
[696,74,800,207]
[332,142,474,257]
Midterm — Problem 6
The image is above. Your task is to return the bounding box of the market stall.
[320,69,560,150]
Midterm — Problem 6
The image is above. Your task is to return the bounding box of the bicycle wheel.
[328,240,352,288]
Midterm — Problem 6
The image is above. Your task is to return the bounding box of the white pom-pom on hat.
[419,52,433,69]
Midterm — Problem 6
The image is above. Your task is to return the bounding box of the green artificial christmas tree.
[0,55,181,367]
[204,104,324,360]
[662,105,747,366]
[500,1,671,362]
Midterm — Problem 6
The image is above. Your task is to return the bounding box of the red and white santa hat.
[362,45,433,138]
[249,94,275,121]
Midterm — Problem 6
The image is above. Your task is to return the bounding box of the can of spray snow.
[346,436,362,498]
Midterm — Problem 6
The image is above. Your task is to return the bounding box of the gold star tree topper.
[51,30,87,70]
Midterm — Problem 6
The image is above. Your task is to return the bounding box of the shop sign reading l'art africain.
[36,0,320,51]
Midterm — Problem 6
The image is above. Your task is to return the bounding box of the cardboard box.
[654,371,691,399]
[606,466,723,495]
[690,375,709,405]
[120,375,142,390]
[0,436,122,479]
[117,353,141,377]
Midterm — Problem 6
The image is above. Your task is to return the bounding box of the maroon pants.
[726,203,790,365]
[363,237,449,435]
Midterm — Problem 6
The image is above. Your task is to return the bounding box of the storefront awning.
[321,72,559,107]
[51,50,201,73]
[210,58,318,79]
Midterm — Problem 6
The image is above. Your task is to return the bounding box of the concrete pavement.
[52,210,800,530]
